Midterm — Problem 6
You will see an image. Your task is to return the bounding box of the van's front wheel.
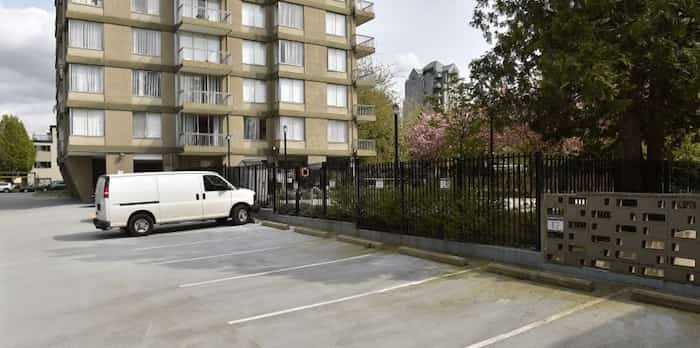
[231,205,250,225]
[128,213,154,237]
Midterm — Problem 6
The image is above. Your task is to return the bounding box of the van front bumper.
[93,218,111,230]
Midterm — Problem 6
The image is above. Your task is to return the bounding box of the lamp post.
[283,125,288,209]
[393,103,400,187]
[226,134,231,167]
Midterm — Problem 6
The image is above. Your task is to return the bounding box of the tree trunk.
[645,105,667,192]
[620,111,643,192]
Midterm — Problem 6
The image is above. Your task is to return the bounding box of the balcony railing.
[354,104,375,116]
[354,0,374,13]
[354,35,375,49]
[358,139,376,152]
[176,0,231,24]
[71,0,103,7]
[178,47,231,65]
[179,132,227,147]
[179,90,231,106]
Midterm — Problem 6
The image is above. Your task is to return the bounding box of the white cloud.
[0,4,55,134]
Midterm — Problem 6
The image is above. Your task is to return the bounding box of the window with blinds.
[132,112,161,139]
[69,64,103,93]
[243,79,267,103]
[244,117,267,140]
[70,109,104,137]
[131,0,159,15]
[328,48,347,72]
[68,20,103,50]
[327,84,347,107]
[132,70,161,97]
[277,117,304,141]
[178,32,221,63]
[242,40,266,66]
[327,120,348,143]
[276,40,303,66]
[242,2,266,28]
[132,29,161,57]
[277,79,304,104]
[325,12,346,37]
[276,2,303,29]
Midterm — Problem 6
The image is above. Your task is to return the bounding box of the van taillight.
[103,177,110,199]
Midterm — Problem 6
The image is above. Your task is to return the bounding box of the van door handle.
[195,193,199,200]
[202,193,206,200]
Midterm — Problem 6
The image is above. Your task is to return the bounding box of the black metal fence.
[215,154,699,251]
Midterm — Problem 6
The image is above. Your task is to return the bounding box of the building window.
[34,162,52,169]
[180,0,223,22]
[179,32,221,63]
[325,12,346,37]
[276,40,303,66]
[179,74,224,104]
[277,78,304,104]
[181,114,225,146]
[244,117,266,140]
[242,2,265,28]
[132,70,161,97]
[69,64,103,93]
[131,0,159,15]
[243,79,267,103]
[327,84,347,107]
[242,40,266,66]
[276,2,303,29]
[133,112,161,139]
[327,120,348,143]
[71,0,103,7]
[68,20,103,50]
[277,117,304,141]
[132,29,161,57]
[35,145,51,152]
[328,48,346,72]
[70,109,104,137]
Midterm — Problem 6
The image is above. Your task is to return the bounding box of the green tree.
[0,114,36,173]
[469,0,699,187]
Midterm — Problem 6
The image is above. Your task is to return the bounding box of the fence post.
[535,152,544,251]
[322,162,328,218]
[295,168,300,215]
[272,163,277,213]
[354,157,360,224]
[400,161,405,236]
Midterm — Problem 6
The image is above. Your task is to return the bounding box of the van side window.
[203,175,230,191]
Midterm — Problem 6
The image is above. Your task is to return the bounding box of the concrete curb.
[294,226,332,238]
[486,263,595,292]
[259,220,290,230]
[398,247,468,266]
[630,289,700,314]
[336,235,384,249]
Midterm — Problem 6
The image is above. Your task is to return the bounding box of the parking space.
[1,195,699,348]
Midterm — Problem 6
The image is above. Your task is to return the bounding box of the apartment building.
[54,0,377,201]
[31,126,64,186]
[403,61,459,124]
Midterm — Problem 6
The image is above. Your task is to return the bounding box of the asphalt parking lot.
[1,193,700,348]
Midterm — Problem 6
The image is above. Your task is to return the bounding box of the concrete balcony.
[352,70,377,89]
[178,90,231,115]
[357,139,376,157]
[178,132,227,155]
[354,104,376,122]
[353,34,375,58]
[353,0,375,26]
[176,0,231,36]
[177,47,232,75]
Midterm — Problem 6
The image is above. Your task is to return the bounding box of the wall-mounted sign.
[375,180,384,189]
[440,178,451,189]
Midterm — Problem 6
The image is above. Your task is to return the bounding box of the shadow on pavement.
[53,221,224,242]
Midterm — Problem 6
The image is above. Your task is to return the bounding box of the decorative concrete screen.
[542,193,698,285]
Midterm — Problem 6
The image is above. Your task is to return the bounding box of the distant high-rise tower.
[403,61,459,123]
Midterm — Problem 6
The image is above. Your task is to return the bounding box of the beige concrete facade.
[55,0,376,201]
[30,126,64,186]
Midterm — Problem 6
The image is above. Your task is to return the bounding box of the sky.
[0,0,490,134]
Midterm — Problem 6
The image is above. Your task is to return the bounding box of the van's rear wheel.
[128,213,154,237]
[231,205,250,225]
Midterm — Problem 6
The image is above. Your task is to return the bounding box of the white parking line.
[227,268,479,325]
[463,288,629,348]
[179,253,377,288]
[153,246,284,265]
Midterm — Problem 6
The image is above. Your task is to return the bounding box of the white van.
[92,172,257,236]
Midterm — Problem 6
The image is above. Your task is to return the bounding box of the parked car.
[93,172,258,236]
[0,182,14,193]
[19,185,36,192]
[47,181,66,191]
